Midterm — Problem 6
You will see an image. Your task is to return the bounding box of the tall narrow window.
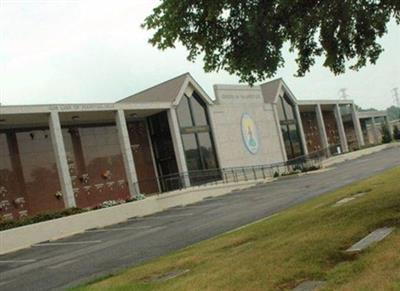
[191,94,208,126]
[176,91,220,185]
[176,96,193,128]
[277,94,304,159]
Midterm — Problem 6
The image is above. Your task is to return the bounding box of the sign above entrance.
[214,85,263,105]
[241,113,259,154]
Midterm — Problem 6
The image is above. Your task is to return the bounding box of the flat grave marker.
[293,281,326,291]
[346,227,395,252]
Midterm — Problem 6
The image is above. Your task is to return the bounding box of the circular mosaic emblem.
[241,113,259,154]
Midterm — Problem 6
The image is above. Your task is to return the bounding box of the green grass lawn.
[73,167,400,291]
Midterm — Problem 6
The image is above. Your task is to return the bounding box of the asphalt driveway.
[0,146,399,291]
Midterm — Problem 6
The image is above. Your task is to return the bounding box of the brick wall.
[62,125,130,209]
[0,130,64,220]
[322,110,340,146]
[300,111,322,153]
[128,120,159,194]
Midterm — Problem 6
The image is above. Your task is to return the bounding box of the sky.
[1,0,399,110]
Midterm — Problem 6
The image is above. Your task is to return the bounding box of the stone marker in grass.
[346,227,395,252]
[333,192,368,207]
[293,280,326,291]
[145,269,190,283]
[333,197,356,206]
[353,192,367,198]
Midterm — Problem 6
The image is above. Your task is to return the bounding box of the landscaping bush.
[0,207,88,231]
[393,125,400,140]
[301,165,320,172]
[381,124,392,143]
[0,195,144,231]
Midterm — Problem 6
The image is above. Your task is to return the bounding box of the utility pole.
[393,87,399,107]
[393,87,400,121]
[339,88,349,100]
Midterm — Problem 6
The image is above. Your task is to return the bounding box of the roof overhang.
[297,99,354,106]
[276,80,299,105]
[0,102,171,129]
[357,110,388,119]
[0,102,171,116]
[173,74,214,107]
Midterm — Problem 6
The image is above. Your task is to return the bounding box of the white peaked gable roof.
[117,73,213,106]
[260,78,299,104]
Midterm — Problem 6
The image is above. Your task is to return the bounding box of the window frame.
[176,91,219,174]
[278,94,304,159]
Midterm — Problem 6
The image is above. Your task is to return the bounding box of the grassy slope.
[73,167,400,291]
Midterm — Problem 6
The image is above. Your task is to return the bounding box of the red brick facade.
[62,125,130,209]
[300,111,322,153]
[0,121,164,219]
[322,110,340,146]
[0,130,64,220]
[343,120,358,150]
[128,121,159,194]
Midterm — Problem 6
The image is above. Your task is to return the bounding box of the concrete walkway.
[322,142,400,168]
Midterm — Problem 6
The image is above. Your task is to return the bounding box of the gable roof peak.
[117,73,190,104]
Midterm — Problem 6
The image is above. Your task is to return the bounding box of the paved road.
[0,147,399,291]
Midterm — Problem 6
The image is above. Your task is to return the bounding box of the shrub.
[0,207,88,231]
[381,123,392,144]
[393,125,400,140]
[301,165,320,172]
[293,166,302,172]
[0,196,143,231]
[273,171,280,178]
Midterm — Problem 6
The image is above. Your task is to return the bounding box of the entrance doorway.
[127,121,159,194]
[147,112,180,192]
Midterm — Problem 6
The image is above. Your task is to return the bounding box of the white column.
[334,104,349,152]
[48,111,76,208]
[167,108,190,187]
[315,104,329,149]
[272,103,288,161]
[294,105,308,155]
[351,104,365,147]
[371,117,380,144]
[206,106,223,168]
[115,109,140,198]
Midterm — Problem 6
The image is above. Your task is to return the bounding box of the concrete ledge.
[322,143,400,168]
[0,178,271,255]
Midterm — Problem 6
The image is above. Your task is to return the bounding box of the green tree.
[386,106,400,121]
[393,125,400,140]
[143,1,400,83]
[381,123,392,143]
[355,104,378,112]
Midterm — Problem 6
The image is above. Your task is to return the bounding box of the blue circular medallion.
[241,113,259,154]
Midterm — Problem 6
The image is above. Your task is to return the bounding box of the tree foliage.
[393,125,400,140]
[143,0,400,83]
[381,123,393,143]
[387,105,400,120]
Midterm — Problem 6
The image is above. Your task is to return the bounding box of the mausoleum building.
[0,73,391,219]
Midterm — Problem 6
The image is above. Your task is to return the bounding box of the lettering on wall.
[216,88,263,105]
[48,104,115,111]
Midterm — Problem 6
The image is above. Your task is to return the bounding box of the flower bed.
[0,208,88,231]
[0,195,145,231]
